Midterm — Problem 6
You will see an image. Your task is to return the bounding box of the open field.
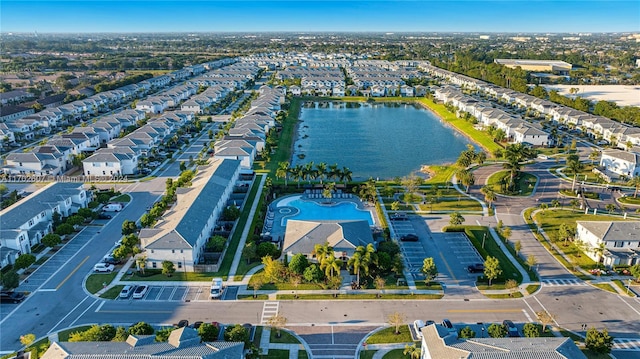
[542,85,640,107]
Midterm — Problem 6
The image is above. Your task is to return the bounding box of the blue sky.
[1,1,639,33]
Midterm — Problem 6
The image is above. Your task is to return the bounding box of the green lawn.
[270,330,300,344]
[592,283,616,294]
[525,284,541,294]
[124,269,214,281]
[266,98,301,176]
[612,279,636,296]
[365,326,413,344]
[421,165,455,186]
[111,194,131,202]
[414,282,443,290]
[261,349,289,359]
[533,209,630,270]
[484,292,524,299]
[487,170,537,196]
[446,226,523,284]
[86,272,118,294]
[359,350,376,359]
[416,198,482,212]
[618,196,640,205]
[100,285,124,299]
[382,349,409,359]
[238,294,269,300]
[416,98,502,155]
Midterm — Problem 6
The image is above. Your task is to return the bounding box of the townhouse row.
[423,64,640,178]
[0,182,89,267]
[137,86,285,270]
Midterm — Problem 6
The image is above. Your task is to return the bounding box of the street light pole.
[482,233,487,249]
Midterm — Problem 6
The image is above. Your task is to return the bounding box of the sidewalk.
[228,174,266,279]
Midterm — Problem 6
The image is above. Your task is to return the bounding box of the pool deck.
[263,191,380,243]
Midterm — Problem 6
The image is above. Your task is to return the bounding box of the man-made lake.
[292,101,476,180]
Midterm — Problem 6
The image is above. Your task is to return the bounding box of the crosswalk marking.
[260,301,279,324]
[613,338,640,350]
[541,279,587,286]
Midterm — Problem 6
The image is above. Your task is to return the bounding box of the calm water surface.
[292,101,475,180]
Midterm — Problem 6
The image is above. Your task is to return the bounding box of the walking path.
[228,174,266,279]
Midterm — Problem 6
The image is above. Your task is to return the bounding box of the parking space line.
[439,252,457,282]
[57,256,89,290]
[447,309,522,313]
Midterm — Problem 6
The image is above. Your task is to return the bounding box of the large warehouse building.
[494,59,572,73]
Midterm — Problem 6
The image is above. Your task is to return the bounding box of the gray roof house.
[283,220,374,258]
[420,324,585,359]
[41,326,243,359]
[139,159,240,271]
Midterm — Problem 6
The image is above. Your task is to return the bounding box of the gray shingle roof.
[577,221,640,242]
[0,182,84,230]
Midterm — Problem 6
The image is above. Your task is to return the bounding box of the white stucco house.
[138,159,240,271]
[599,149,640,178]
[576,221,640,267]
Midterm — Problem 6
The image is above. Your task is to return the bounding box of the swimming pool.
[282,198,374,226]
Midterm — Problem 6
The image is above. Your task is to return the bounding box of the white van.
[103,203,124,212]
[210,277,224,299]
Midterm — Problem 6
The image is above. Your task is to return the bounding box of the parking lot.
[117,284,237,302]
[390,216,484,287]
[429,231,484,286]
[18,225,105,293]
[390,217,428,279]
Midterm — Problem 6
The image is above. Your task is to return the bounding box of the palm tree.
[456,168,475,192]
[566,155,584,191]
[628,175,640,198]
[502,158,522,188]
[312,242,333,267]
[589,150,600,165]
[303,161,315,183]
[481,186,497,208]
[276,161,290,186]
[340,166,352,186]
[291,164,304,188]
[321,253,342,279]
[328,163,339,182]
[348,244,376,284]
[403,344,421,359]
[315,162,327,184]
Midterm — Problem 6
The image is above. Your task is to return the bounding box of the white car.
[132,285,148,299]
[413,319,426,339]
[93,263,115,272]
[119,285,136,299]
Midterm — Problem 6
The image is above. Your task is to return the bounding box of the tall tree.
[276,161,290,186]
[387,312,406,335]
[483,256,502,286]
[315,162,327,184]
[628,175,640,198]
[421,257,438,286]
[566,154,584,191]
[585,327,614,354]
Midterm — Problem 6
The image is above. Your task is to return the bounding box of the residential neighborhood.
[1,12,640,359]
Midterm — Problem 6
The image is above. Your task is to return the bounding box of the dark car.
[503,320,520,337]
[176,320,189,328]
[0,291,26,304]
[192,321,204,329]
[400,234,419,242]
[97,213,112,220]
[441,319,454,331]
[467,263,485,273]
[102,256,122,265]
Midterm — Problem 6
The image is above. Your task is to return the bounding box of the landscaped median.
[486,170,537,197]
